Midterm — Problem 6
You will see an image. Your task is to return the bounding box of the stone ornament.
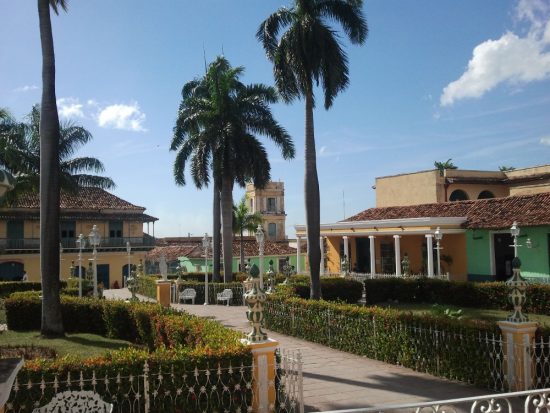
[506,257,529,323]
[244,263,268,343]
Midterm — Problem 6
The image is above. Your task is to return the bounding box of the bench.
[179,288,197,304]
[216,289,233,306]
[33,390,113,413]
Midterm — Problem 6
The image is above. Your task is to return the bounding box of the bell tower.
[245,181,286,241]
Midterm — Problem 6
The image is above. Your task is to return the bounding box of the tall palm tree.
[0,105,115,205]
[233,196,263,271]
[257,0,368,298]
[172,57,295,282]
[38,0,67,336]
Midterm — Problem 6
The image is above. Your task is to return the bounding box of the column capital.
[368,235,375,239]
[393,235,401,239]
[425,233,434,238]
[342,235,348,239]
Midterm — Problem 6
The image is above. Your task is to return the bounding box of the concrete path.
[104,289,488,412]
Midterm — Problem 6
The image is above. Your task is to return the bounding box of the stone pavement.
[104,288,488,412]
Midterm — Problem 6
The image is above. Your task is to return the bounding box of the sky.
[1,0,549,238]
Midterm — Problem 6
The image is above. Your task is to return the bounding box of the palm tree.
[38,0,67,336]
[434,159,458,176]
[0,105,115,205]
[172,57,295,282]
[258,0,368,299]
[233,196,263,271]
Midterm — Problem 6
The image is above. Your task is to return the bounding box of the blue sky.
[1,0,549,238]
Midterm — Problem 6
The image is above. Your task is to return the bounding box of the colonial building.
[0,187,157,286]
[245,181,286,241]
[295,165,550,282]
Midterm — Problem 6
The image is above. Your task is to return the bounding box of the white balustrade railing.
[317,387,550,413]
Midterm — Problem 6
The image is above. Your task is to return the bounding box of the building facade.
[0,188,157,287]
[245,181,286,241]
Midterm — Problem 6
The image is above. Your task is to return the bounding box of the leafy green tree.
[498,165,515,172]
[38,0,67,336]
[233,196,263,271]
[258,0,368,299]
[0,105,115,205]
[172,57,294,282]
[434,159,458,176]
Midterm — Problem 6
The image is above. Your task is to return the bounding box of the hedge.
[4,295,252,412]
[264,295,501,387]
[290,276,363,303]
[364,278,550,314]
[0,281,68,298]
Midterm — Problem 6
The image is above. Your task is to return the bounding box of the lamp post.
[282,256,292,284]
[510,221,520,258]
[126,241,132,288]
[266,259,275,294]
[59,243,64,280]
[88,225,101,297]
[434,227,443,277]
[202,233,211,305]
[255,224,265,289]
[76,234,86,297]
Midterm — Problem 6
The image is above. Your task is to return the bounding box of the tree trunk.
[220,174,234,283]
[38,0,64,336]
[212,176,221,282]
[240,228,244,272]
[304,89,321,300]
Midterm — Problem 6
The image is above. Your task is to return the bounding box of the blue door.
[97,264,110,289]
[0,261,24,280]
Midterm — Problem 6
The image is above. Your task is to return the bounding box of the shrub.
[290,277,363,303]
[0,281,67,298]
[264,295,501,387]
[364,278,550,315]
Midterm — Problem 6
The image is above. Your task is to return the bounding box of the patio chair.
[179,288,197,304]
[216,289,233,306]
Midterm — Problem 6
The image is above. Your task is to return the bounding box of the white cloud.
[97,103,147,132]
[540,136,550,145]
[13,85,38,93]
[57,97,85,119]
[441,0,550,106]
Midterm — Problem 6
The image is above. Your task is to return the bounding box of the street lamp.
[282,256,293,284]
[202,233,211,305]
[76,234,86,297]
[510,221,520,258]
[88,225,101,297]
[59,243,64,280]
[126,241,132,288]
[266,259,275,294]
[255,224,265,289]
[434,227,443,277]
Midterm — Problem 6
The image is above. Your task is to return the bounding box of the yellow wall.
[447,183,509,201]
[0,250,149,287]
[376,170,441,207]
[440,233,467,281]
[325,236,340,273]
[0,221,5,238]
[510,183,550,196]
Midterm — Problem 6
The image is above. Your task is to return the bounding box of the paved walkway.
[104,289,488,412]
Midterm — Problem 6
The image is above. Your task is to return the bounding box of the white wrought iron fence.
[316,387,550,413]
[4,350,304,413]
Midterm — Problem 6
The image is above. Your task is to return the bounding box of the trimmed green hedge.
[264,295,500,387]
[364,278,550,314]
[5,295,252,412]
[0,281,68,298]
[290,276,363,303]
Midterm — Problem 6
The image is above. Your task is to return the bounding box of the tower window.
[268,223,276,237]
[267,198,276,212]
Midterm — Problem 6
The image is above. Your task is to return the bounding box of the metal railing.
[0,236,155,250]
[317,387,550,413]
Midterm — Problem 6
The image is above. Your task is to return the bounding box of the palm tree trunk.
[38,0,64,336]
[220,174,234,283]
[212,176,221,282]
[240,228,244,272]
[304,88,321,300]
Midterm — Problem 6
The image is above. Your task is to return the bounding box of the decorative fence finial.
[243,263,268,343]
[506,257,529,323]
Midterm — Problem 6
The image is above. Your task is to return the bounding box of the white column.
[425,234,434,277]
[296,236,301,274]
[393,235,401,276]
[369,235,376,275]
[343,236,349,261]
[320,236,325,275]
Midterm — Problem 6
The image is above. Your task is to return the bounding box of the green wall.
[179,254,305,274]
[466,227,549,280]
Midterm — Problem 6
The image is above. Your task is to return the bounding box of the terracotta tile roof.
[0,210,157,222]
[344,192,550,229]
[7,187,145,211]
[146,239,297,261]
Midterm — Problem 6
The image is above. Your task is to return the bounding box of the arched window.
[449,189,469,202]
[478,190,495,199]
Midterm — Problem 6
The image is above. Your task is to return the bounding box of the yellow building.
[0,188,157,287]
[375,164,550,207]
[245,181,286,241]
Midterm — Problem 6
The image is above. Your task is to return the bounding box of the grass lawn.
[0,331,134,358]
[374,302,550,328]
